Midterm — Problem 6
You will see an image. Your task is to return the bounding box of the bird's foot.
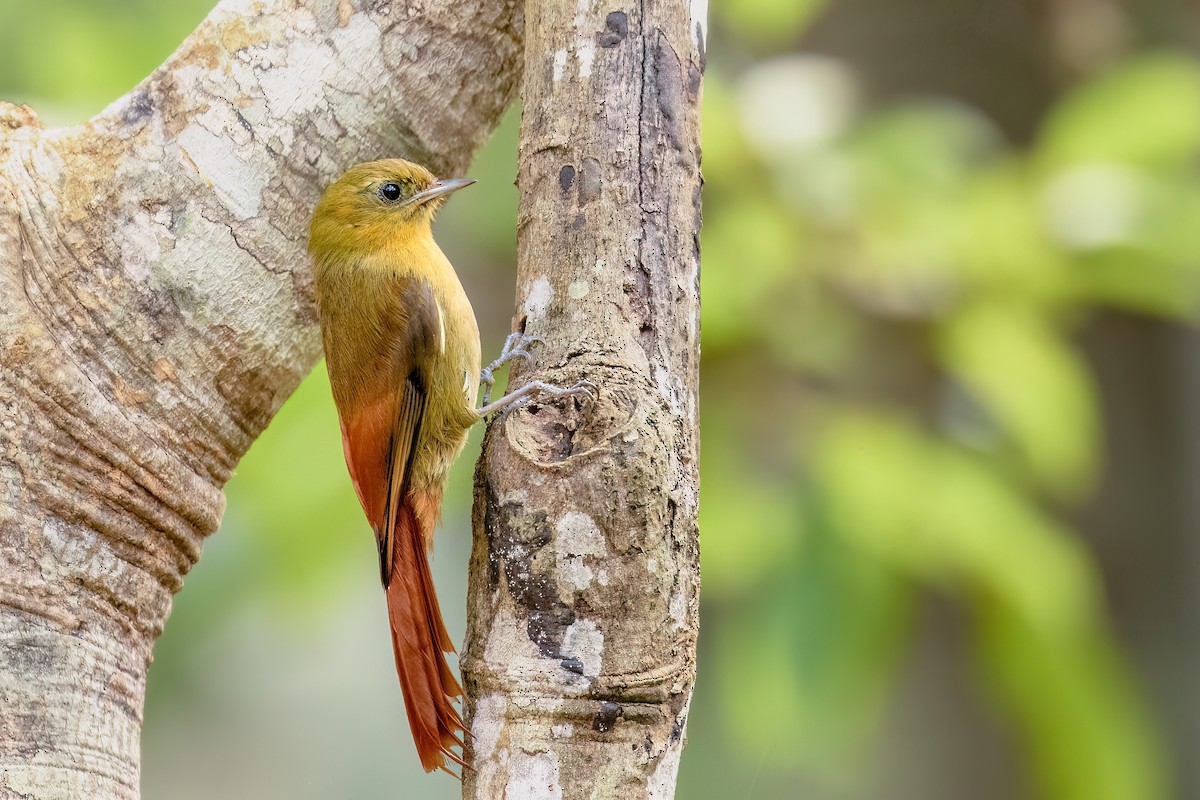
[480,332,544,406]
[477,379,599,421]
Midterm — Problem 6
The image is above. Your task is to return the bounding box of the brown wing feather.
[380,377,424,586]
[338,396,398,553]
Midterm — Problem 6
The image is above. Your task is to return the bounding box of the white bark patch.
[572,0,596,78]
[568,280,589,299]
[656,367,684,416]
[118,207,171,282]
[555,512,605,593]
[550,723,574,739]
[177,124,265,219]
[647,705,688,800]
[329,13,386,84]
[36,518,91,582]
[577,39,595,78]
[471,694,508,761]
[508,750,563,800]
[669,581,687,631]
[690,0,709,49]
[562,619,603,678]
[219,10,385,150]
[555,511,605,556]
[155,210,295,357]
[484,605,549,667]
[557,558,595,593]
[258,38,331,118]
[553,50,569,82]
[500,488,529,505]
[525,276,554,322]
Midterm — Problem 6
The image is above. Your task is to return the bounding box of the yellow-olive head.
[309,158,474,256]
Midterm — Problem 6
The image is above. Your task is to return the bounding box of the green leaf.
[1039,54,1200,169]
[959,165,1073,302]
[802,105,1001,318]
[1073,247,1200,319]
[809,413,929,573]
[976,604,1172,800]
[848,102,1002,193]
[813,413,1099,636]
[938,303,1099,495]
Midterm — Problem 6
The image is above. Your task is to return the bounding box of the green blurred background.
[4,1,1199,798]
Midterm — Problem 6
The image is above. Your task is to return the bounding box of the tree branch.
[0,1,520,797]
[461,0,704,795]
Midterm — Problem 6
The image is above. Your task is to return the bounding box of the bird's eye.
[380,182,403,202]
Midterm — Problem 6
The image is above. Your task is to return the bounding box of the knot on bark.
[500,374,640,467]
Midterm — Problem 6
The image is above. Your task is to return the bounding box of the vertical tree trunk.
[460,0,704,796]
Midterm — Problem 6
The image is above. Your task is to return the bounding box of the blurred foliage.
[695,10,1197,795]
[3,1,1196,799]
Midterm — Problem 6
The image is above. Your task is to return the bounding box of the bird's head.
[309,158,474,255]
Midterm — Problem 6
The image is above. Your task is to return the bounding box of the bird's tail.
[385,492,465,773]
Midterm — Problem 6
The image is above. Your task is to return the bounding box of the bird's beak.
[405,178,476,207]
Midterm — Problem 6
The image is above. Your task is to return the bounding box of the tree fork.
[461,0,704,796]
[0,1,521,797]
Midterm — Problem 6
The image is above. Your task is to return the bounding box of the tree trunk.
[460,0,704,796]
[0,1,520,797]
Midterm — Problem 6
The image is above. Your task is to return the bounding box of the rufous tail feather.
[385,496,465,773]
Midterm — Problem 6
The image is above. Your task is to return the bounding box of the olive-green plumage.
[308,158,479,773]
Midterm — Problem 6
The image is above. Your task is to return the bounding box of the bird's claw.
[480,332,546,405]
[561,380,600,403]
[478,379,600,420]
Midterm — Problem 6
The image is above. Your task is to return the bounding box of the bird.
[308,158,593,773]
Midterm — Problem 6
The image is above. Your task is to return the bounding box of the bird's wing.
[334,275,441,586]
[379,374,424,586]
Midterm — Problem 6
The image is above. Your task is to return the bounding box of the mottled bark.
[460,0,704,796]
[0,0,520,797]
